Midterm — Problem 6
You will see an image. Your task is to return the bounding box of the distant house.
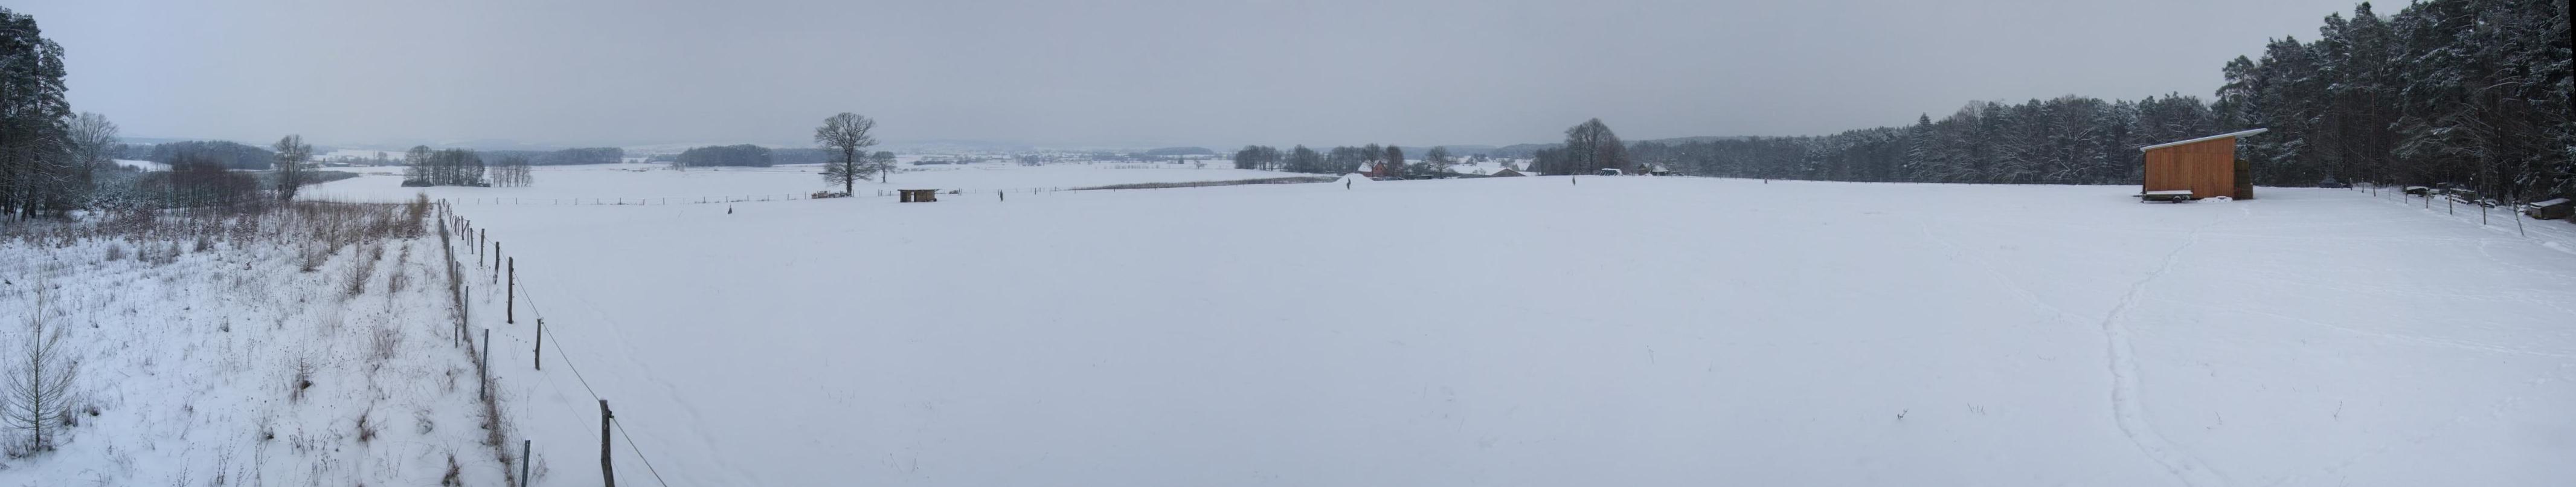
[1490,168,1526,177]
[1357,162,1388,178]
[1647,164,1676,176]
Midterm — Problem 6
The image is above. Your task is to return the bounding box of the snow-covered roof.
[2138,128,2269,152]
[2529,198,2572,207]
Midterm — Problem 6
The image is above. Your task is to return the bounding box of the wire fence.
[435,201,674,487]
[305,177,1362,207]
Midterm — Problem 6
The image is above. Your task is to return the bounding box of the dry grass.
[355,410,378,443]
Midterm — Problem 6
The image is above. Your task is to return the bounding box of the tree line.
[1626,1,2568,199]
[401,146,487,187]
[1,9,338,215]
[1232,143,1465,178]
[479,147,623,166]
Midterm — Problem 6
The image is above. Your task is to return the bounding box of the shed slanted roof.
[2139,128,2269,152]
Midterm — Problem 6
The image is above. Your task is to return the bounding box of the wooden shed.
[2139,128,2266,200]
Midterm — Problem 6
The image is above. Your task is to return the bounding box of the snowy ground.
[299,167,2576,487]
[109,159,165,172]
[0,205,515,486]
[298,162,1299,204]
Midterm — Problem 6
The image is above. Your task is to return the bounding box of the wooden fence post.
[507,257,515,324]
[522,439,533,487]
[481,328,491,401]
[535,318,544,370]
[601,400,617,487]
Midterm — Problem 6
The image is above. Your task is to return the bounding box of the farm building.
[1490,168,1526,177]
[1358,161,1391,179]
[2139,128,2266,200]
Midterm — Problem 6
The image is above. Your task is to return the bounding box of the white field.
[297,167,2576,486]
[301,162,1294,204]
[111,159,167,172]
[0,211,513,486]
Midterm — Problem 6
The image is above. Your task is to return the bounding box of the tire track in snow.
[1915,220,2221,485]
[2098,220,2228,487]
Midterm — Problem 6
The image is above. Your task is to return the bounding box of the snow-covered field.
[299,163,1299,204]
[110,159,165,172]
[16,164,2572,486]
[282,166,2576,486]
[0,205,515,486]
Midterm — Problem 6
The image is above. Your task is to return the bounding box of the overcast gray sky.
[20,0,2364,150]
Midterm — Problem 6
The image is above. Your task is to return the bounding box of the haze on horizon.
[21,0,2362,150]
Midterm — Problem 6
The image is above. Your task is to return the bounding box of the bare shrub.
[289,358,314,403]
[103,244,124,262]
[442,454,463,486]
[356,410,377,443]
[300,247,332,273]
[193,236,214,253]
[151,240,182,265]
[370,326,402,364]
[400,194,431,238]
[344,245,378,298]
[387,247,413,294]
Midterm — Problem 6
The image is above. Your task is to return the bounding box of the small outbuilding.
[2139,128,2266,200]
[2525,198,2573,220]
[1490,168,1526,177]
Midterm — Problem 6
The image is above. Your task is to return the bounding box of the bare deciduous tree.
[491,156,533,187]
[1423,146,1454,175]
[64,112,116,193]
[867,150,897,183]
[271,134,313,201]
[815,112,878,195]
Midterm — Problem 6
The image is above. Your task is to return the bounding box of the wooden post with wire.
[507,257,515,324]
[602,400,617,487]
[535,318,544,370]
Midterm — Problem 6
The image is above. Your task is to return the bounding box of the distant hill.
[1396,145,1498,157]
[1144,146,1216,156]
[1479,136,1747,158]
[1637,135,1753,144]
[1488,143,1562,158]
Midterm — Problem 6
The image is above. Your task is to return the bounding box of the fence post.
[521,439,533,487]
[507,257,515,324]
[535,318,544,370]
[602,400,617,487]
[2513,190,2527,237]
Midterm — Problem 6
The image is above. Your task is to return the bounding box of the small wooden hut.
[2139,128,2266,200]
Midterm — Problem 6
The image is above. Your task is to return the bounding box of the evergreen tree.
[0,7,75,218]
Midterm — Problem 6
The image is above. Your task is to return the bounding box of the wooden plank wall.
[2142,138,2240,199]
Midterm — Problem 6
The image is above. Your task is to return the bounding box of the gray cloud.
[20,0,2362,149]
